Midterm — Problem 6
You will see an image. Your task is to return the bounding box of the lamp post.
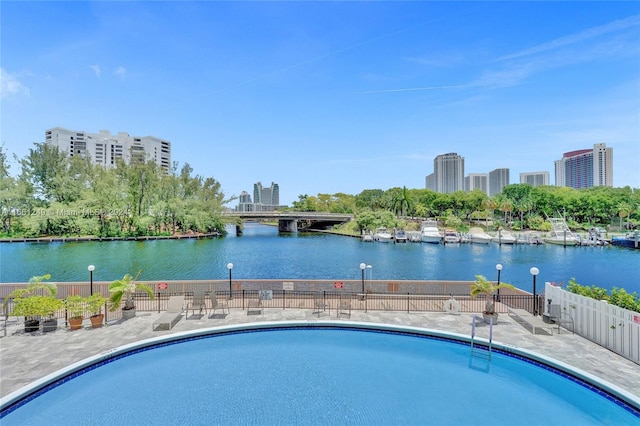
[359,263,366,294]
[366,265,372,282]
[495,264,503,302]
[227,263,233,299]
[530,267,539,316]
[88,265,95,295]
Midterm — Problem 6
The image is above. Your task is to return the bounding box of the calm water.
[1,223,638,294]
[3,328,637,425]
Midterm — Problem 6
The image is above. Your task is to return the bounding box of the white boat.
[420,219,442,244]
[408,232,422,243]
[374,227,393,243]
[492,229,517,244]
[544,218,580,246]
[468,227,492,244]
[443,228,461,243]
[361,230,374,242]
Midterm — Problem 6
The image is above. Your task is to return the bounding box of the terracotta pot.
[90,314,104,328]
[69,317,83,330]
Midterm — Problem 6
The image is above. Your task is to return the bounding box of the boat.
[611,232,640,249]
[492,229,517,244]
[420,219,442,244]
[361,230,374,242]
[373,227,393,243]
[544,218,580,246]
[468,227,492,244]
[408,231,422,243]
[443,228,461,243]
[394,229,408,243]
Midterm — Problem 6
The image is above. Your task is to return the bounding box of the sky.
[1,1,639,206]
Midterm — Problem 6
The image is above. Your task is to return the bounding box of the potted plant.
[65,294,86,330]
[3,274,60,333]
[86,293,107,328]
[39,296,65,332]
[470,274,515,324]
[108,272,154,319]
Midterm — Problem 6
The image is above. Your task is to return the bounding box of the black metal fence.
[2,280,545,331]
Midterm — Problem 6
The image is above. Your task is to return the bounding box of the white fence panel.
[545,283,640,365]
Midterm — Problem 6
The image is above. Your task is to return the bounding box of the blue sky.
[1,1,639,206]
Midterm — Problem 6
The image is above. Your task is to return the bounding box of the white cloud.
[90,65,101,78]
[113,66,127,80]
[498,14,640,62]
[0,68,30,98]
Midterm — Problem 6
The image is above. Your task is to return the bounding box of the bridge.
[221,211,354,233]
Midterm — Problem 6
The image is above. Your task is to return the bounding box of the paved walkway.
[1,307,639,402]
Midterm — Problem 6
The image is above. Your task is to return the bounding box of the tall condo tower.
[252,182,280,211]
[433,153,464,193]
[554,143,613,188]
[488,168,510,197]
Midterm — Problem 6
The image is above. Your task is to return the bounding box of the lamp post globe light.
[359,263,366,294]
[495,264,503,301]
[88,264,95,295]
[530,267,540,316]
[227,263,233,299]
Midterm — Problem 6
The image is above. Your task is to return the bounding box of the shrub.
[566,278,639,313]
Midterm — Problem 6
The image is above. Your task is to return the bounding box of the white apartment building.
[520,172,550,186]
[45,127,171,171]
[433,153,465,193]
[488,168,510,197]
[465,173,489,195]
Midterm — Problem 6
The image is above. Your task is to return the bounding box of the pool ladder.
[470,315,493,361]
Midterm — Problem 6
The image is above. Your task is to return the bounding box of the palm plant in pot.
[470,274,515,324]
[65,295,86,330]
[108,272,154,319]
[86,293,107,328]
[4,274,61,332]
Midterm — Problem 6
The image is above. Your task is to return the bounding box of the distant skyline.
[1,1,639,206]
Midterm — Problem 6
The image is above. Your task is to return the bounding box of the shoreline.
[0,232,221,243]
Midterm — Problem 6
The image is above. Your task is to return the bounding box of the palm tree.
[391,186,413,217]
[470,274,515,316]
[108,271,154,312]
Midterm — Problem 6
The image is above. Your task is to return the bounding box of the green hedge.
[566,278,640,313]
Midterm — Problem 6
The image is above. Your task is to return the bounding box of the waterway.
[0,223,638,294]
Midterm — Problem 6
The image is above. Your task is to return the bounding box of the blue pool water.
[1,326,639,425]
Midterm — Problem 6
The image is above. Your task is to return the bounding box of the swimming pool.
[1,322,639,425]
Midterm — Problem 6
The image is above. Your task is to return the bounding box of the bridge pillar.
[278,219,297,233]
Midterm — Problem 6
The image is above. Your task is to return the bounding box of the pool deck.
[1,307,639,401]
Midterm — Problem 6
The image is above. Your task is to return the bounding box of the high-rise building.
[252,182,280,211]
[465,173,489,195]
[433,153,464,193]
[425,173,436,192]
[45,127,171,171]
[237,191,254,212]
[554,143,613,188]
[488,168,510,197]
[520,172,550,187]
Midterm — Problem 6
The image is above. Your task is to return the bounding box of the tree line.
[1,143,638,238]
[288,184,639,233]
[0,144,229,238]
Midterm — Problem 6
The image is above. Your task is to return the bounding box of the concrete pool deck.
[1,307,639,401]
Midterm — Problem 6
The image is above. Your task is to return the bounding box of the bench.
[508,308,554,335]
